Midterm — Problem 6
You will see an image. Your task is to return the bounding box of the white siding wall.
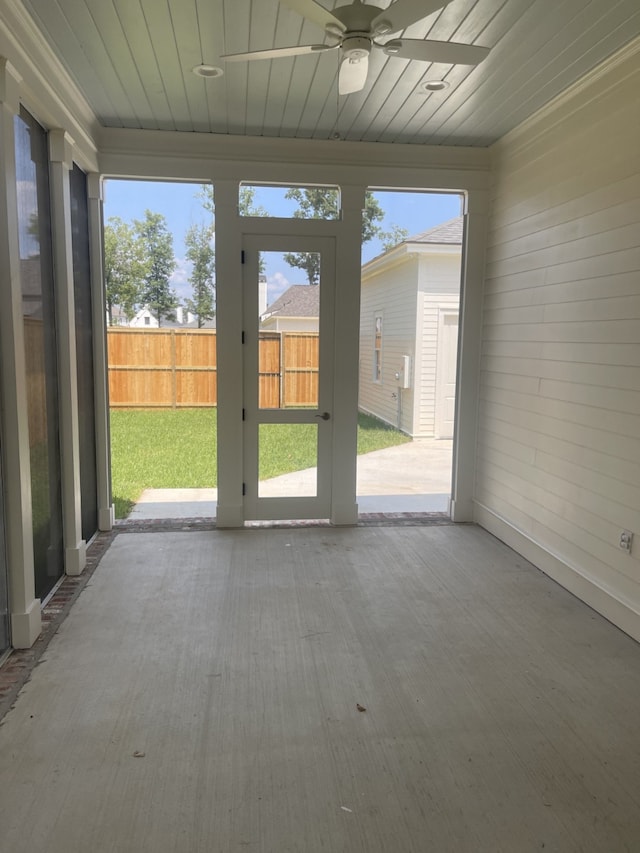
[417,253,461,437]
[261,317,319,332]
[476,46,640,640]
[359,257,419,433]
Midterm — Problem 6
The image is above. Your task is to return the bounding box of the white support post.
[330,184,366,525]
[49,129,86,575]
[449,191,489,522]
[0,58,41,647]
[88,174,114,530]
[214,180,244,528]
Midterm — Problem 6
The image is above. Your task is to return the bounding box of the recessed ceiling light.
[192,64,224,78]
[421,80,450,92]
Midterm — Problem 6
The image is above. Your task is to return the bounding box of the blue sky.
[103,180,461,307]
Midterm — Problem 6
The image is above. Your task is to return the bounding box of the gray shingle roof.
[405,216,463,245]
[264,284,319,318]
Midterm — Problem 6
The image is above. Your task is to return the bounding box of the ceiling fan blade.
[339,54,369,95]
[382,38,490,65]
[371,0,452,35]
[222,44,335,62]
[279,0,346,33]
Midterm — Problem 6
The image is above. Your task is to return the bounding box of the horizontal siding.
[417,255,461,437]
[418,296,460,437]
[418,301,438,436]
[478,46,640,627]
[418,254,461,294]
[359,260,418,433]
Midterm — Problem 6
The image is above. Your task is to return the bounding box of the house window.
[374,315,382,382]
[144,316,150,326]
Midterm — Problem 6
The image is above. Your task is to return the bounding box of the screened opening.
[357,189,464,516]
[239,184,340,219]
[104,179,217,520]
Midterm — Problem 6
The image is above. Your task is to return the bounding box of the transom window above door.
[238,184,341,220]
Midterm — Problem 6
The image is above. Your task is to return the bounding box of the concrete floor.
[130,438,453,520]
[1,523,640,852]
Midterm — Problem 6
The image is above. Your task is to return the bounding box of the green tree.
[135,210,177,326]
[380,224,410,253]
[282,189,384,284]
[196,185,267,273]
[104,216,148,324]
[197,184,267,219]
[184,223,215,328]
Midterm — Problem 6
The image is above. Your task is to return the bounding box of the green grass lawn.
[110,408,410,518]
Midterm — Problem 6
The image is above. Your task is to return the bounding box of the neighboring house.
[359,218,462,439]
[126,306,209,329]
[260,284,320,332]
[182,316,216,330]
[107,305,131,326]
[129,306,158,328]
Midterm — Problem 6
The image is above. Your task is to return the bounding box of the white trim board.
[474,502,640,644]
[98,128,492,191]
[0,0,99,169]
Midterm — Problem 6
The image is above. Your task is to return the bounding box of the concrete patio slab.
[129,439,453,520]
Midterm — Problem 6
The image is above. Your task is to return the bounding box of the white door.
[435,311,459,439]
[242,234,336,520]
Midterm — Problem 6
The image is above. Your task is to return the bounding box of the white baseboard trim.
[474,502,640,644]
[65,541,87,576]
[450,497,473,522]
[98,505,115,531]
[11,598,42,649]
[332,502,358,526]
[215,503,243,528]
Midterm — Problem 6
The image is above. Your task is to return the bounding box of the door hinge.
[241,250,245,264]
[242,482,246,496]
[242,408,245,421]
[241,330,245,344]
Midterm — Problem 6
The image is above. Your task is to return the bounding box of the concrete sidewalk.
[129,438,453,520]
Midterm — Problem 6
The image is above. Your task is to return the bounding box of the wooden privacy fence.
[107,328,319,409]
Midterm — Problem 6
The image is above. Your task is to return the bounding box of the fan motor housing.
[342,36,371,61]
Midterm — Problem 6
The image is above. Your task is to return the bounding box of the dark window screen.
[15,107,64,600]
[70,164,98,540]
[0,434,9,654]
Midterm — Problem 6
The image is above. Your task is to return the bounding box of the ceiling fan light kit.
[221,0,490,96]
[342,36,371,61]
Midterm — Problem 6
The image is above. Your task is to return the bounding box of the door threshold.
[358,512,453,526]
[114,513,455,533]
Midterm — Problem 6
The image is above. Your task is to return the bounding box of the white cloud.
[267,271,290,305]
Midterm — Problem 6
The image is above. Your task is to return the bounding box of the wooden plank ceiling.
[20,0,640,145]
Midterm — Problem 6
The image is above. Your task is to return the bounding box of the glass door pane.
[242,237,335,520]
[258,423,318,498]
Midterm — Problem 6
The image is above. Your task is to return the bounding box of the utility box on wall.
[396,355,411,389]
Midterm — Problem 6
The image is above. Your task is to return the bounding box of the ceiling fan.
[221,0,490,95]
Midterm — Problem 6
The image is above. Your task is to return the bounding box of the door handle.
[314,411,331,421]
